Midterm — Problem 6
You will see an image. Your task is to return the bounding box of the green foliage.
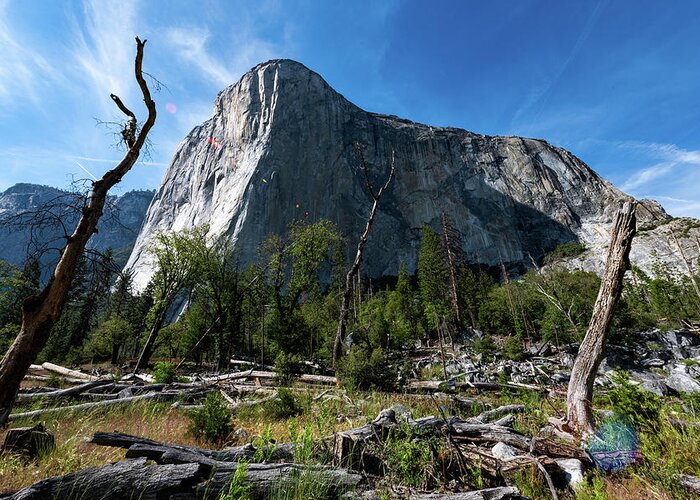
[545,242,587,262]
[0,323,19,356]
[0,258,40,328]
[502,335,525,361]
[471,334,496,357]
[188,392,232,444]
[337,346,396,391]
[607,370,662,428]
[274,352,304,386]
[385,425,441,489]
[219,462,251,500]
[82,315,133,363]
[264,388,303,420]
[152,361,178,384]
[418,225,451,330]
[289,422,315,464]
[46,372,65,389]
[253,424,276,462]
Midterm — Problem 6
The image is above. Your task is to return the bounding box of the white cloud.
[166,27,235,88]
[620,142,700,191]
[72,0,140,116]
[0,1,61,109]
[165,26,277,89]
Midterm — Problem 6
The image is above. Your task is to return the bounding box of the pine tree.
[417,225,451,331]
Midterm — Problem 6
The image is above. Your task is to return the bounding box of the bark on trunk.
[333,145,394,364]
[566,201,636,435]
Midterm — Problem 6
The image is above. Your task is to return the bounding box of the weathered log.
[675,474,700,495]
[40,362,100,381]
[8,391,177,421]
[202,369,336,385]
[407,380,544,393]
[467,405,526,424]
[90,431,294,463]
[566,201,636,435]
[22,374,92,384]
[15,379,112,402]
[409,487,521,499]
[193,463,363,500]
[3,457,201,500]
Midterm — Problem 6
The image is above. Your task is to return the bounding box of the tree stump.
[2,423,55,458]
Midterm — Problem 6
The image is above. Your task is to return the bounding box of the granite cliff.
[125,60,699,289]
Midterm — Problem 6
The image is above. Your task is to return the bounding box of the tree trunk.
[566,201,636,435]
[0,37,156,426]
[333,145,395,364]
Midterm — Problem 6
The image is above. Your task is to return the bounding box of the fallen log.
[407,380,545,393]
[674,473,700,495]
[22,374,92,384]
[40,362,100,381]
[87,432,362,499]
[8,391,182,421]
[410,486,521,499]
[2,457,200,500]
[195,463,363,499]
[15,379,112,402]
[90,431,294,463]
[203,370,337,385]
[467,405,526,424]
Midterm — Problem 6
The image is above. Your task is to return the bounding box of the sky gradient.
[1,0,699,216]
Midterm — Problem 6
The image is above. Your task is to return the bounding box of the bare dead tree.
[333,144,395,365]
[566,201,636,435]
[0,37,156,426]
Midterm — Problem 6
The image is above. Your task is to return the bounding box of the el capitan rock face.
[125,59,697,288]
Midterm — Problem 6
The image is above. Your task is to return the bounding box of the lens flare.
[585,417,640,472]
[165,103,177,114]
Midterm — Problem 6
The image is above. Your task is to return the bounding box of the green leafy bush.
[385,426,441,488]
[607,370,662,428]
[274,352,304,386]
[188,392,232,444]
[545,242,586,262]
[337,346,396,391]
[219,461,251,500]
[502,335,525,361]
[472,334,496,357]
[264,387,303,420]
[152,361,178,384]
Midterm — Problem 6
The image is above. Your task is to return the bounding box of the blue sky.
[1,0,699,217]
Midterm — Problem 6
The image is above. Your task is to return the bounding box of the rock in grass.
[491,442,519,461]
[554,458,584,487]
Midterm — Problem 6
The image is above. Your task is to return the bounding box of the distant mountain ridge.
[0,183,154,270]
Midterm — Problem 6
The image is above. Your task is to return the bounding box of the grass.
[2,382,700,499]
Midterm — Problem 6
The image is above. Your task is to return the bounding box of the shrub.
[472,334,497,357]
[188,392,232,444]
[46,372,65,389]
[152,361,178,384]
[274,352,304,386]
[545,242,586,262]
[502,335,525,361]
[385,425,441,488]
[264,387,303,420]
[337,346,396,392]
[607,370,662,428]
[219,461,251,500]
